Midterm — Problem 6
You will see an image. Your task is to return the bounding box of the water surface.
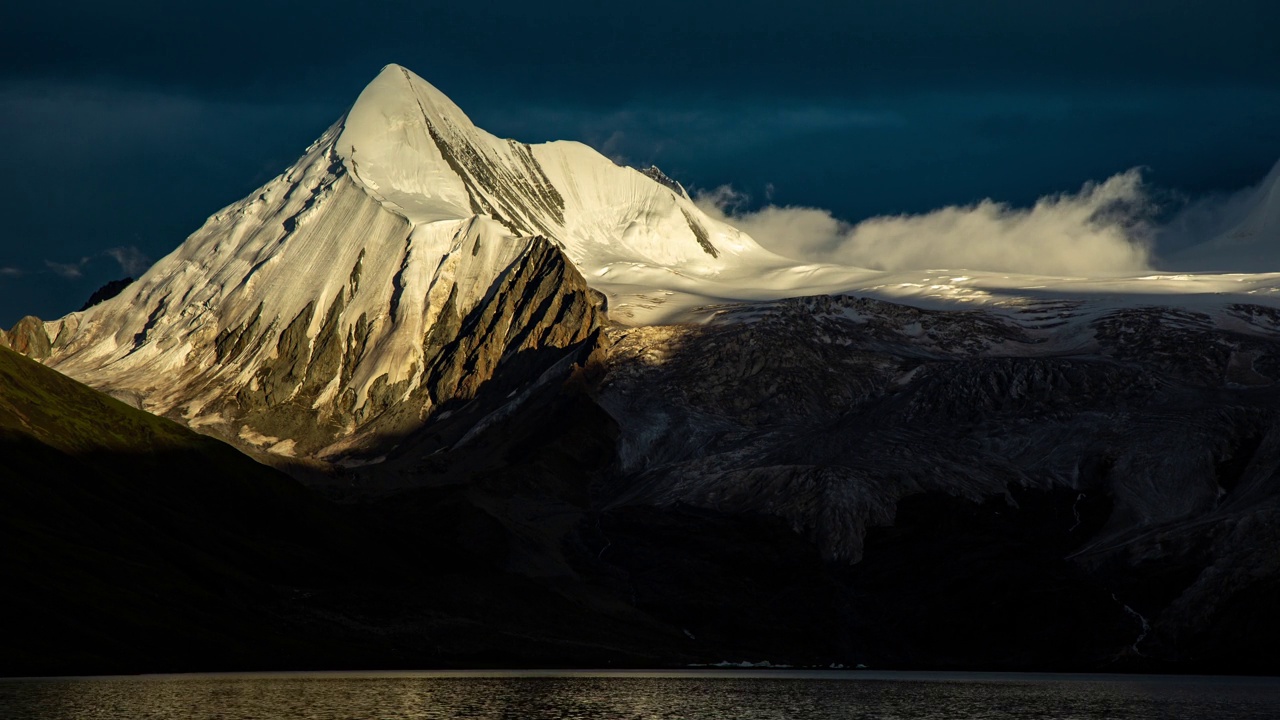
[3,670,1279,719]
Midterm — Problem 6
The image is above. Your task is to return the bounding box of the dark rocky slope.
[0,346,685,676]
[178,234,606,463]
[9,292,1280,674]
[583,296,1280,671]
[0,344,429,675]
[329,293,1280,672]
[79,277,134,311]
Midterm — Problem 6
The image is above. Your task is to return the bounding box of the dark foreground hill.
[0,345,860,675]
[0,344,402,675]
[0,347,672,675]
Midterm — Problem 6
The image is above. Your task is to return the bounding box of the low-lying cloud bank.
[697,172,1156,276]
[700,158,1280,276]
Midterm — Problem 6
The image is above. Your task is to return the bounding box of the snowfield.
[36,63,1280,454]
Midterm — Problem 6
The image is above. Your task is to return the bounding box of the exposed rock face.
[106,232,603,461]
[640,165,690,199]
[281,233,605,461]
[596,296,1280,562]
[553,294,1280,668]
[5,316,51,361]
[79,277,134,311]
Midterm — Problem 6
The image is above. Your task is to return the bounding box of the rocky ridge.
[0,315,51,360]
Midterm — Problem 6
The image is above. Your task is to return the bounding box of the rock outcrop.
[206,233,606,461]
[79,278,134,311]
[4,316,51,361]
[595,296,1280,567]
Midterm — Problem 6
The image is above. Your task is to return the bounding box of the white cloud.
[0,267,21,278]
[37,247,150,283]
[106,246,150,277]
[698,171,1156,276]
[44,258,90,279]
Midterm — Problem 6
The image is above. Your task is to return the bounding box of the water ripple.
[3,671,1279,719]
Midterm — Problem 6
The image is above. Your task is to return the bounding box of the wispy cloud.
[697,170,1155,276]
[106,245,150,276]
[38,247,150,282]
[44,258,90,279]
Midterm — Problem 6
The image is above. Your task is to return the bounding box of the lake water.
[3,670,1280,719]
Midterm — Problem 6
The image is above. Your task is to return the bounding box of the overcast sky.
[2,1,1279,324]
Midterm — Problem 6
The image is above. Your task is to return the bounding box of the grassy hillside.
[1,342,223,455]
[0,346,406,675]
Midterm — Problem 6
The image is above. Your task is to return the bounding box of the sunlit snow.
[40,63,1280,436]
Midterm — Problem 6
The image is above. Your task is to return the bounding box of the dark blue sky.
[2,1,1279,325]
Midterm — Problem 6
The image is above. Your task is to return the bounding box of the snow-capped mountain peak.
[336,64,532,227]
[34,64,1280,463]
[46,63,761,458]
[335,64,762,272]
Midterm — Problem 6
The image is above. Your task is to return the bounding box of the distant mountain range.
[6,64,1280,675]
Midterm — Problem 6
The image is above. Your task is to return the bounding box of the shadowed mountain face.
[0,344,846,675]
[14,277,1280,675]
[586,296,1280,672]
[23,290,1280,675]
[357,293,1280,674]
[0,344,393,675]
[12,338,1124,675]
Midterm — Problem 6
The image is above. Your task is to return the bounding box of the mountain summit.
[337,65,752,267]
[42,64,761,459]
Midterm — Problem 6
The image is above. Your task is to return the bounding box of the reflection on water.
[3,671,1280,719]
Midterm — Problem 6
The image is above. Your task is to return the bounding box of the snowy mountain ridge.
[32,64,1280,462]
[43,65,686,456]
